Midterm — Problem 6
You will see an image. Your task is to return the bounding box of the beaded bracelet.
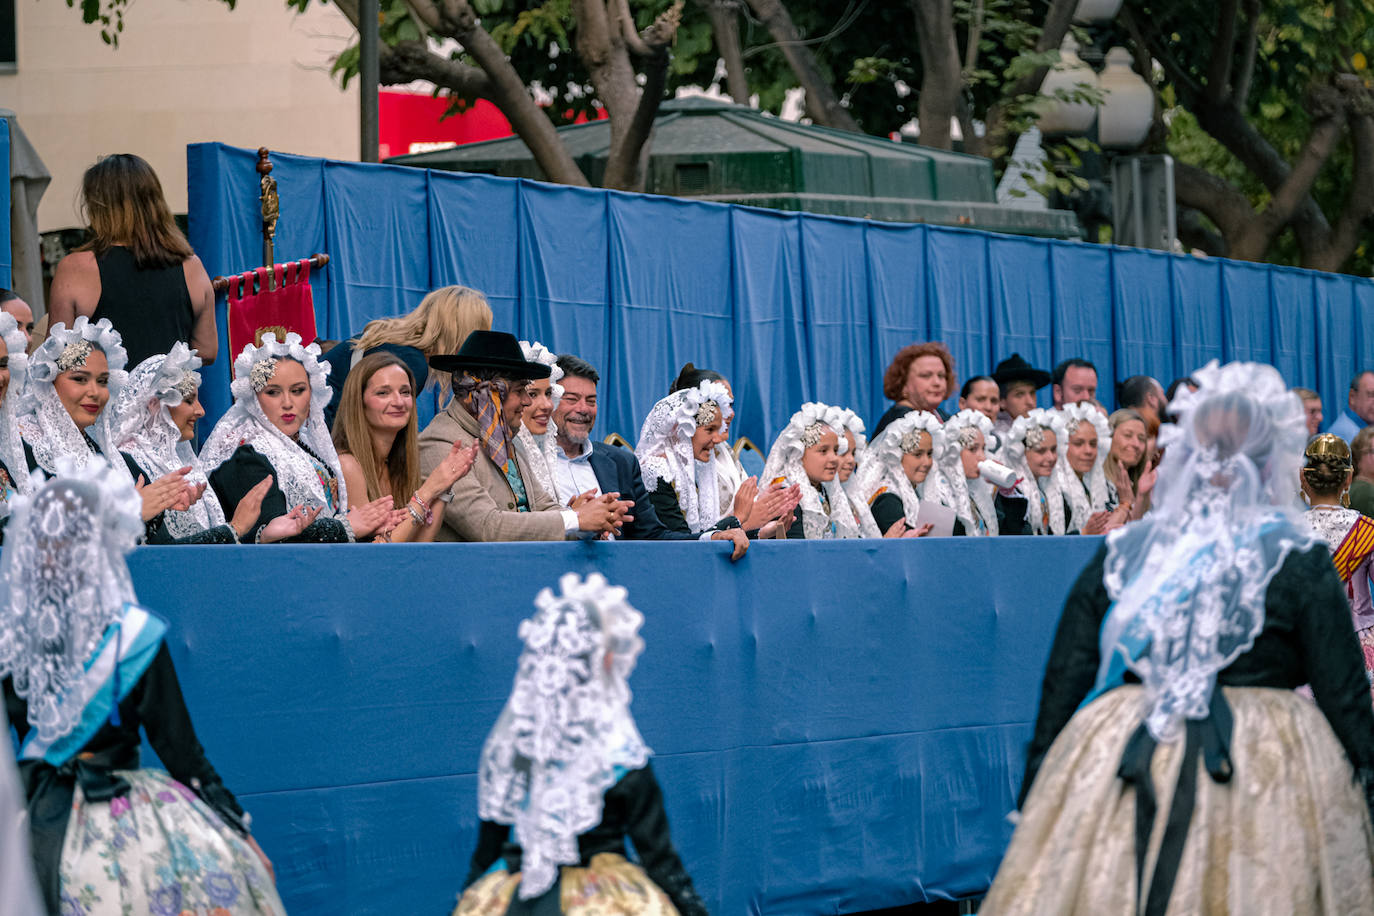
[408,492,434,527]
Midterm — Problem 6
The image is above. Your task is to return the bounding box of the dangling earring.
[1342,488,1352,508]
[1300,489,1312,507]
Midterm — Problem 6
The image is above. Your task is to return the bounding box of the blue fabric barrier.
[38,537,1107,916]
[186,142,1374,446]
[0,118,11,291]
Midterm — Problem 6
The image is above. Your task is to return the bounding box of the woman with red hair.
[873,342,956,439]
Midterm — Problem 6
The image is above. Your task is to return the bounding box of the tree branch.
[1177,208,1229,257]
[1311,107,1374,272]
[701,0,750,103]
[603,46,672,189]
[1205,0,1239,104]
[379,39,492,98]
[911,0,962,150]
[615,0,655,56]
[1233,0,1260,110]
[963,0,984,75]
[1121,6,1202,101]
[1174,161,1254,246]
[742,0,861,131]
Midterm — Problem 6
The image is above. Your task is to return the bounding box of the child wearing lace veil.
[1001,408,1069,536]
[1052,402,1124,535]
[454,573,708,916]
[851,410,943,537]
[200,333,393,543]
[924,409,1027,537]
[762,403,862,540]
[0,458,284,915]
[982,361,1374,915]
[826,405,883,537]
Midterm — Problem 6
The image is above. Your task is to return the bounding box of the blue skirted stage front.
[101,537,1102,915]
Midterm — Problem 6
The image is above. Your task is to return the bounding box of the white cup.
[978,459,1018,489]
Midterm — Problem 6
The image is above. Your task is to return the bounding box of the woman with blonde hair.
[332,351,479,542]
[48,154,217,367]
[322,285,494,426]
[1104,407,1156,521]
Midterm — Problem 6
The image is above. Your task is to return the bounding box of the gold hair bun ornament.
[1305,433,1352,467]
[55,339,94,373]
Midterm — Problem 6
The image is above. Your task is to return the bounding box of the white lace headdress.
[634,380,732,533]
[851,410,945,530]
[1096,361,1313,743]
[199,332,348,515]
[108,344,227,537]
[16,316,128,475]
[0,457,143,741]
[825,405,881,536]
[925,408,997,536]
[761,402,861,540]
[0,311,32,498]
[1052,403,1111,531]
[477,573,650,900]
[1003,408,1069,535]
[515,340,566,504]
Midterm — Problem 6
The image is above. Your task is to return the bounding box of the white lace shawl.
[826,406,881,537]
[15,317,129,476]
[851,411,945,530]
[761,402,861,540]
[0,457,143,742]
[1002,408,1069,535]
[0,312,32,500]
[711,442,746,517]
[477,573,650,900]
[199,333,348,516]
[634,381,732,533]
[1097,361,1314,743]
[516,339,565,505]
[1053,403,1112,532]
[926,409,998,536]
[108,344,228,538]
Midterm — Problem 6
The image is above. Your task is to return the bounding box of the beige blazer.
[417,401,567,541]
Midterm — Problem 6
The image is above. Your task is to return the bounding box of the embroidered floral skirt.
[981,686,1374,916]
[58,768,285,916]
[1359,623,1374,705]
[454,852,679,916]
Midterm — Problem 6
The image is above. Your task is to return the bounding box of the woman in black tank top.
[48,154,217,367]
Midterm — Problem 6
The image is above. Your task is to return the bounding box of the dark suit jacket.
[587,442,696,541]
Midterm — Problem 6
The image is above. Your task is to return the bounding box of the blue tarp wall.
[0,117,11,291]
[45,538,1104,916]
[186,142,1374,449]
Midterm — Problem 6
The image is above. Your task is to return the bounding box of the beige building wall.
[3,0,359,232]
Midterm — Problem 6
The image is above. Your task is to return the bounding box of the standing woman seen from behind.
[1300,433,1374,702]
[201,333,393,543]
[332,352,478,543]
[982,361,1374,915]
[1,458,284,916]
[321,285,493,428]
[47,154,216,367]
[455,574,708,916]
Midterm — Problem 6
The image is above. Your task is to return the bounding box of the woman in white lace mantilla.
[983,361,1374,916]
[1,458,285,915]
[200,333,393,543]
[0,310,33,518]
[850,410,942,538]
[1001,408,1069,536]
[762,402,862,540]
[514,340,566,506]
[924,409,1027,537]
[454,573,709,916]
[1052,402,1126,536]
[825,405,885,537]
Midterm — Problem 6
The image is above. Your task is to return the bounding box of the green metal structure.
[388,97,1080,239]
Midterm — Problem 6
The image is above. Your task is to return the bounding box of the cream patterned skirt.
[981,686,1374,916]
[455,852,679,916]
[58,768,285,916]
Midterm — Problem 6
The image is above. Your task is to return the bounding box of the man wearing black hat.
[419,331,631,541]
[991,353,1051,442]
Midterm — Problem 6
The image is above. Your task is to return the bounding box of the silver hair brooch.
[1024,425,1047,449]
[175,372,198,402]
[800,422,828,449]
[695,401,720,428]
[249,357,278,393]
[55,340,95,373]
[956,426,982,450]
[900,427,927,454]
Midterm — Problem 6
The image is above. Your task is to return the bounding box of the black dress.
[6,646,247,913]
[121,454,238,545]
[1021,544,1374,809]
[91,246,195,368]
[463,764,709,916]
[871,403,950,440]
[646,479,740,537]
[208,443,351,543]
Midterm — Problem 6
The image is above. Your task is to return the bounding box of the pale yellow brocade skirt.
[455,852,679,916]
[982,686,1374,916]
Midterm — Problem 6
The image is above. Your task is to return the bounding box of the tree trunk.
[910,0,962,150]
[702,0,751,104]
[742,0,861,131]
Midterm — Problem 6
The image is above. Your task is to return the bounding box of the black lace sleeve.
[208,445,349,543]
[648,479,690,535]
[1019,544,1110,806]
[463,820,510,889]
[622,764,709,916]
[137,645,248,834]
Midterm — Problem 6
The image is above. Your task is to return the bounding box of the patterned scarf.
[455,374,513,472]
